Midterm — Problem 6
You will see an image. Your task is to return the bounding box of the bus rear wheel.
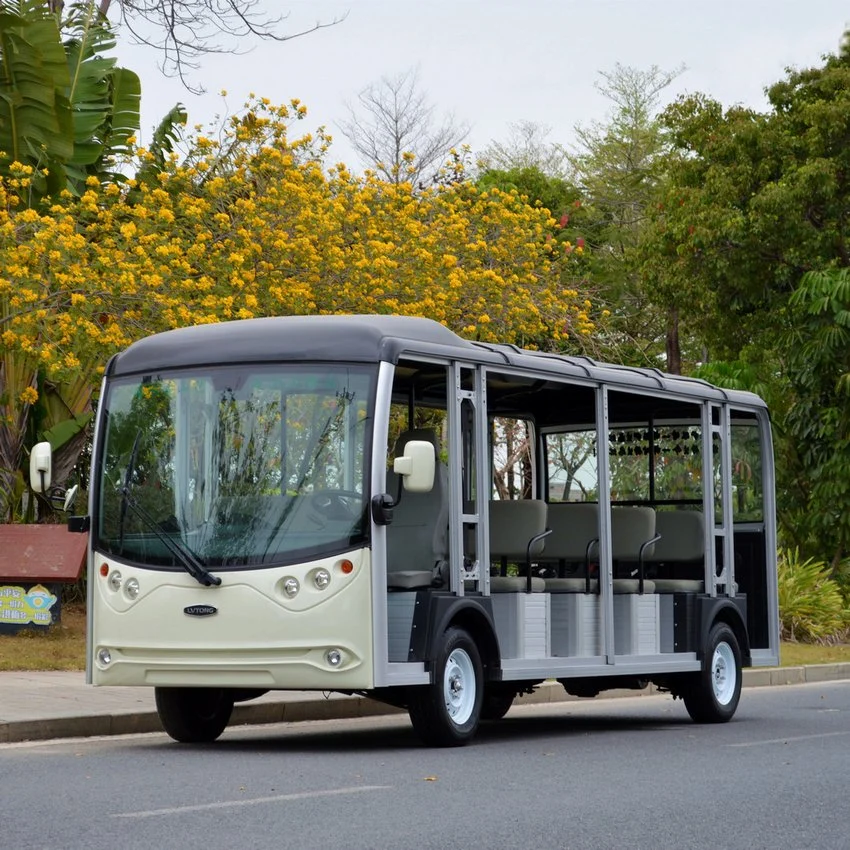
[155,687,234,743]
[408,626,483,747]
[682,623,742,723]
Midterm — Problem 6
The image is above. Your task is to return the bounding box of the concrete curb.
[2,663,849,745]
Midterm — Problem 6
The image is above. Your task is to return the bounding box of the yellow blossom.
[19,386,39,405]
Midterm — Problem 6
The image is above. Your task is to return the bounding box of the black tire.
[682,623,743,723]
[155,687,234,743]
[480,687,515,721]
[408,626,483,747]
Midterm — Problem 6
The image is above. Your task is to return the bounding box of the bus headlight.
[313,569,331,590]
[326,649,343,667]
[124,578,140,600]
[283,577,300,598]
[108,570,122,591]
[97,648,112,667]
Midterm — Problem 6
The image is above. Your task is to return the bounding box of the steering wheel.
[308,490,363,522]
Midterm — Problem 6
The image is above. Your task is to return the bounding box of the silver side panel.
[500,656,701,679]
[370,361,394,687]
[86,373,109,686]
[756,406,781,663]
[596,386,615,664]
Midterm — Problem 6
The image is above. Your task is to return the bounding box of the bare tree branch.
[479,120,569,177]
[96,1,346,93]
[338,67,470,186]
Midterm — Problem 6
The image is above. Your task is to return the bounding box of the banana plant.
[0,0,140,200]
[61,0,140,193]
[0,0,73,197]
[129,101,187,198]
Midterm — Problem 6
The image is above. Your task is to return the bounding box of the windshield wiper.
[119,494,222,587]
[117,431,221,587]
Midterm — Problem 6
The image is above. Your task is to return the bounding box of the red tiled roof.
[0,525,87,582]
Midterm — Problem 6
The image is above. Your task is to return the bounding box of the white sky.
[120,0,849,169]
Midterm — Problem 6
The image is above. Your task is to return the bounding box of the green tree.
[643,30,850,563]
[476,164,579,222]
[783,269,850,566]
[571,63,684,369]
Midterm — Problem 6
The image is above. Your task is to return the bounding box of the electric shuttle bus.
[32,315,779,746]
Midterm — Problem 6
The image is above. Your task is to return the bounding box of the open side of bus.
[368,354,777,746]
[44,316,777,747]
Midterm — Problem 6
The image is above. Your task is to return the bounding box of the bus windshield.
[95,364,375,569]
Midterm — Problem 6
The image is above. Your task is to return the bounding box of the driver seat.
[385,428,449,590]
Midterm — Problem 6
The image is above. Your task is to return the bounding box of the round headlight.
[124,577,140,600]
[97,648,112,666]
[326,648,343,667]
[107,570,122,591]
[314,569,331,590]
[283,577,300,598]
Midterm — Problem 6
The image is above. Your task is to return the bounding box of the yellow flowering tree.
[0,98,599,519]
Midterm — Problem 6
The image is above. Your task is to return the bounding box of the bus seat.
[385,429,448,590]
[648,510,705,593]
[489,499,549,593]
[611,506,659,594]
[542,502,600,594]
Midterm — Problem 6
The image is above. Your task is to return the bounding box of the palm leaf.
[0,2,73,176]
[131,102,186,196]
[61,2,139,190]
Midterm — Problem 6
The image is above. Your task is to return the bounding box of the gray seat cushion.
[652,579,704,593]
[490,576,546,593]
[544,578,599,593]
[612,578,656,594]
[387,570,434,590]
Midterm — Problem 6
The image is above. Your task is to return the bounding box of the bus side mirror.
[29,441,52,493]
[393,440,435,493]
[63,485,79,512]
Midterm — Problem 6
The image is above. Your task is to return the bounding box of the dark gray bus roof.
[106,315,766,409]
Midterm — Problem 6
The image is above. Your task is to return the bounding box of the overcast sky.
[120,0,849,169]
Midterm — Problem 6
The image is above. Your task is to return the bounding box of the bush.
[778,548,848,642]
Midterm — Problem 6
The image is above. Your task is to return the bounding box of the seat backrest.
[489,499,548,561]
[386,429,448,576]
[649,510,705,563]
[610,506,657,561]
[544,502,599,562]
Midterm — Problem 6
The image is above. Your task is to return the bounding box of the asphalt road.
[2,681,848,850]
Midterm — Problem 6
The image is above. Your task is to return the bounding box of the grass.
[1,603,849,671]
[0,603,87,672]
[774,641,850,667]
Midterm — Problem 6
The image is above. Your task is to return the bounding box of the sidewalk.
[2,664,849,744]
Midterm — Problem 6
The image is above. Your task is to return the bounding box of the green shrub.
[778,548,848,642]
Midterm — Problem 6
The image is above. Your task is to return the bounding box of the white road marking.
[727,730,850,748]
[113,784,391,819]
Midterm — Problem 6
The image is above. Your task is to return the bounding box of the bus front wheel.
[682,623,743,723]
[155,687,234,743]
[408,627,483,747]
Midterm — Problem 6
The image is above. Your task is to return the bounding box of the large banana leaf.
[131,101,186,194]
[0,1,141,198]
[62,2,140,191]
[0,1,73,190]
